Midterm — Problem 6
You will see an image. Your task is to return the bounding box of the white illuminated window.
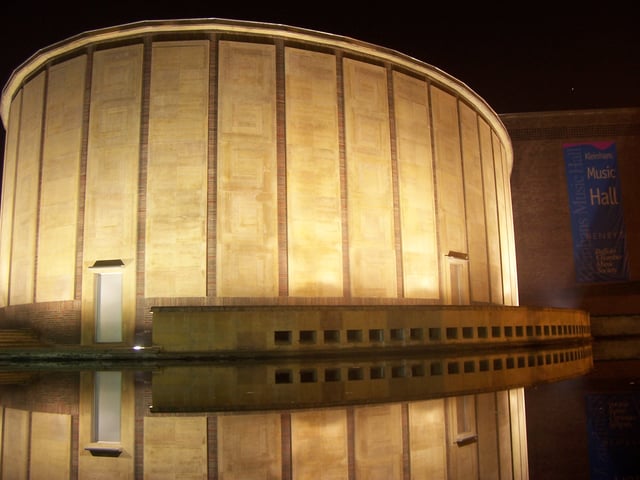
[94,371,122,443]
[446,254,469,305]
[95,272,123,343]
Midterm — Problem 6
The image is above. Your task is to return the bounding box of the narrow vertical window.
[456,396,471,435]
[446,253,469,305]
[450,262,463,305]
[94,371,122,443]
[454,395,477,446]
[95,271,123,342]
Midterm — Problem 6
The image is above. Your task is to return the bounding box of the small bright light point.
[133,345,143,350]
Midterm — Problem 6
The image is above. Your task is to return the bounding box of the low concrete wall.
[151,304,590,354]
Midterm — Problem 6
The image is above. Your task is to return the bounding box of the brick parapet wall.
[0,300,81,344]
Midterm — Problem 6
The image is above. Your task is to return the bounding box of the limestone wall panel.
[84,45,142,257]
[285,47,343,297]
[291,409,348,478]
[343,58,396,297]
[29,411,72,480]
[431,86,466,258]
[146,40,209,298]
[144,416,207,479]
[476,392,500,478]
[354,403,403,479]
[510,387,528,479]
[393,71,439,299]
[493,134,517,305]
[479,118,504,304]
[217,413,282,479]
[217,41,278,297]
[10,73,45,305]
[408,399,447,478]
[502,143,520,305]
[0,91,21,307]
[496,389,515,480]
[460,102,490,303]
[37,55,86,302]
[1,408,29,479]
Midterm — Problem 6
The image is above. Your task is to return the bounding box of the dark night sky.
[0,3,638,141]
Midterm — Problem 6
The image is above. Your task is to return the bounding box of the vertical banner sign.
[586,393,640,480]
[564,142,629,283]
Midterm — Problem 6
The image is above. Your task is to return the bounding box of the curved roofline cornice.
[1,17,512,165]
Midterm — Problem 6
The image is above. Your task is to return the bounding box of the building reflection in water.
[0,343,592,479]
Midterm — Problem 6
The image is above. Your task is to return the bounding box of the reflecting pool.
[1,342,619,479]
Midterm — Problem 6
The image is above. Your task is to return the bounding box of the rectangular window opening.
[324,368,341,382]
[274,330,292,345]
[456,396,473,435]
[390,328,404,341]
[324,330,340,343]
[410,328,424,341]
[347,330,362,343]
[429,328,441,341]
[369,329,384,342]
[370,366,385,379]
[275,369,293,384]
[94,371,122,443]
[299,330,316,344]
[95,272,123,343]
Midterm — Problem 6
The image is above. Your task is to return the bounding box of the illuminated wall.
[0,19,515,345]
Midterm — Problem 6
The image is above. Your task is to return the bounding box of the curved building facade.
[0,19,520,346]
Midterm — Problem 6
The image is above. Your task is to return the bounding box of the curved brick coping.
[150,342,593,412]
[151,304,590,354]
